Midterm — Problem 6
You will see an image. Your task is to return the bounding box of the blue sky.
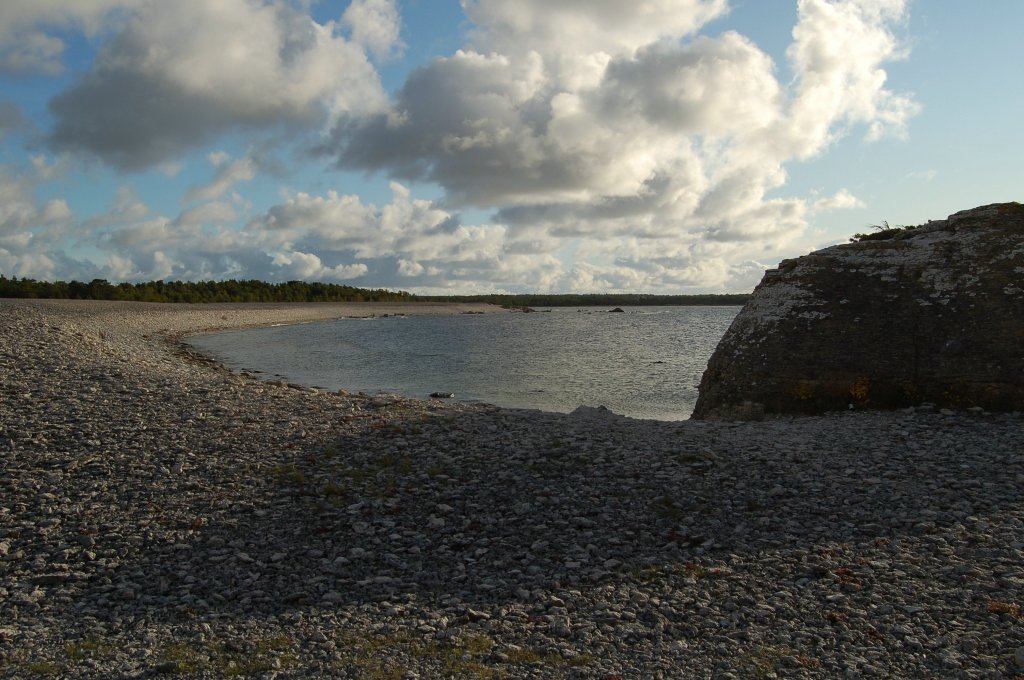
[0,0,1021,293]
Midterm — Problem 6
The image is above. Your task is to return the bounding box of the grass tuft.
[271,463,306,486]
[332,629,593,678]
[155,635,297,676]
[652,495,685,520]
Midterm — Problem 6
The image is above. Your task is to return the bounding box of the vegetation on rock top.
[849,221,919,242]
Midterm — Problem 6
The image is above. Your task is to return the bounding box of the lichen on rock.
[693,202,1024,419]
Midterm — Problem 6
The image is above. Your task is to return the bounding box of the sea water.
[188,306,739,421]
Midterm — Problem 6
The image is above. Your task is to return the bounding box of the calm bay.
[188,305,739,420]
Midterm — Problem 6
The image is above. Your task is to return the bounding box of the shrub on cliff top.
[850,221,917,242]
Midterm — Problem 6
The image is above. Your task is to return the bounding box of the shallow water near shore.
[189,305,739,420]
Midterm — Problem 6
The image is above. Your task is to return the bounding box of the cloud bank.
[0,0,916,293]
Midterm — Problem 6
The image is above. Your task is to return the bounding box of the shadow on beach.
[67,401,1021,621]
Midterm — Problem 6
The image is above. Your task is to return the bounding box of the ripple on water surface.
[188,306,740,420]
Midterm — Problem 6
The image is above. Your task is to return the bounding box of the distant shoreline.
[0,275,751,307]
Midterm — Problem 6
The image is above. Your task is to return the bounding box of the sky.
[0,1,1021,294]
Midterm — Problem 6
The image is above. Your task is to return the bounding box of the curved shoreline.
[1,299,1022,678]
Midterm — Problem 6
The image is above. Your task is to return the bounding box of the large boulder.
[693,202,1024,419]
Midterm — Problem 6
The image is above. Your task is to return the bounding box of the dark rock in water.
[568,405,622,421]
[430,392,455,399]
[608,307,625,313]
[693,202,1024,419]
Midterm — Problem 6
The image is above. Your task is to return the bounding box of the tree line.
[0,275,750,306]
[0,276,414,303]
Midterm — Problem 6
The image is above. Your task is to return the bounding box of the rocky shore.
[2,299,1022,678]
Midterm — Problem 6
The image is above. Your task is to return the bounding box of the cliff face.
[693,202,1024,419]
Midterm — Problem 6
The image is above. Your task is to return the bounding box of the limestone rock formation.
[693,202,1024,419]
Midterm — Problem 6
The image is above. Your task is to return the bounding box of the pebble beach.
[1,298,1022,679]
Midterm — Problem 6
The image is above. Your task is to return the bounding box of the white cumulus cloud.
[326,0,916,286]
[184,153,258,204]
[343,0,404,61]
[46,0,392,169]
[0,0,144,74]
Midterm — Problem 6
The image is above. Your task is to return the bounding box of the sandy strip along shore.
[1,299,1022,678]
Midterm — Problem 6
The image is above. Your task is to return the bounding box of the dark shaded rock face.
[693,202,1024,419]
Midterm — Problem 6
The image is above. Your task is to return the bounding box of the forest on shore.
[0,275,749,306]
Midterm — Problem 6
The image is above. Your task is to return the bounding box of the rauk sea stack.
[693,202,1024,419]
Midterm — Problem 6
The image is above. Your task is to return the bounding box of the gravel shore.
[2,299,1022,679]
